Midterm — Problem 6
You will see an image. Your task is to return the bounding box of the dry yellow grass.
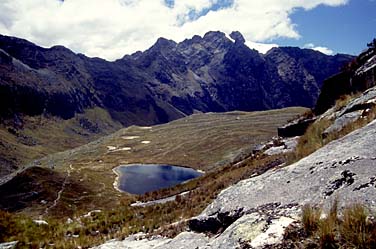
[291,100,376,163]
[298,201,376,249]
[52,107,307,171]
[0,107,122,176]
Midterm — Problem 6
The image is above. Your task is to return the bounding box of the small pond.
[114,164,203,195]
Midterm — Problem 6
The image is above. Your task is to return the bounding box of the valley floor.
[0,107,306,248]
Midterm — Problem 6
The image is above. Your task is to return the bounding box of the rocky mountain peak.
[229,31,245,44]
[265,46,283,55]
[50,45,76,55]
[201,31,231,50]
[144,37,178,57]
[191,35,202,42]
[202,31,227,40]
[153,37,177,49]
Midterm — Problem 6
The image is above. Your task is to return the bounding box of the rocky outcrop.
[338,85,376,115]
[277,117,316,137]
[315,71,354,114]
[315,48,376,115]
[322,110,363,136]
[321,85,376,137]
[264,136,299,155]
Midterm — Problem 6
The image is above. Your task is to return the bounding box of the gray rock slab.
[264,136,299,156]
[323,110,363,135]
[196,119,376,221]
[339,86,376,116]
[201,206,299,249]
[0,241,18,249]
[92,235,170,249]
[93,232,209,249]
[154,232,210,249]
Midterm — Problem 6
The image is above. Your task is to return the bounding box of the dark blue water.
[115,164,203,195]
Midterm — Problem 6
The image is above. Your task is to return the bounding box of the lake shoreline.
[112,164,203,195]
[112,167,123,193]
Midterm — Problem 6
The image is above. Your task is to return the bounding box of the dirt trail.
[43,165,72,215]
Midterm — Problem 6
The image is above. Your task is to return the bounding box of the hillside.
[0,32,352,177]
[0,107,306,215]
[0,107,308,248]
[0,108,122,177]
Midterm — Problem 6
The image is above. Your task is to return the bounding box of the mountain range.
[0,31,353,127]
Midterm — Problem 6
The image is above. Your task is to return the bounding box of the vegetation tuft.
[302,204,321,236]
[290,97,376,163]
[341,204,376,248]
[289,118,332,162]
[293,200,376,249]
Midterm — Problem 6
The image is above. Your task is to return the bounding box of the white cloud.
[304,43,334,55]
[0,0,348,60]
[245,41,278,54]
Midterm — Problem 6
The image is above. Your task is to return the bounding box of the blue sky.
[275,0,376,55]
[0,0,374,60]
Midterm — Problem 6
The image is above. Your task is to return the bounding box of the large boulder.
[277,117,316,137]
